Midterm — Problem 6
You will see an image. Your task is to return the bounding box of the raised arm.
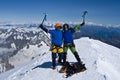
[74,22,85,32]
[39,24,49,33]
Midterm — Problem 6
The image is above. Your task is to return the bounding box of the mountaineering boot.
[58,59,62,64]
[52,66,56,70]
[73,52,86,70]
[81,64,87,71]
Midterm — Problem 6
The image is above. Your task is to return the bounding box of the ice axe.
[82,11,88,23]
[41,13,47,25]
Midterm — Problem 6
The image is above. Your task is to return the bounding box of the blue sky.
[0,0,120,25]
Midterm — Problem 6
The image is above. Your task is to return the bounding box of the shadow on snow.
[32,61,52,70]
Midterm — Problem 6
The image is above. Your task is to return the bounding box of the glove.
[39,24,43,28]
[80,22,85,26]
[39,24,48,33]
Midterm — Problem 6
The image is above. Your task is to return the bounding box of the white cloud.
[0,21,120,28]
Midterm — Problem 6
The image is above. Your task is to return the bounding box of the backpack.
[59,62,86,78]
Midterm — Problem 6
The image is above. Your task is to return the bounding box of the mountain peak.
[0,37,120,80]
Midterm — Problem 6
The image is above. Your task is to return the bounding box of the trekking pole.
[82,11,88,23]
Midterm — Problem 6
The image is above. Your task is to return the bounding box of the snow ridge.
[0,37,120,80]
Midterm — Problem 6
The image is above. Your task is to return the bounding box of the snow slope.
[0,37,120,80]
[9,41,49,67]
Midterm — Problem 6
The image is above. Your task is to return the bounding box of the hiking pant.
[51,45,64,67]
[52,53,64,67]
[63,43,82,63]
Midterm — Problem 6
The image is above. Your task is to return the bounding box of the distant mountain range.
[0,23,120,49]
[74,25,120,49]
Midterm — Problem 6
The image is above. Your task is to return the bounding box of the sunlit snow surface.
[0,37,120,80]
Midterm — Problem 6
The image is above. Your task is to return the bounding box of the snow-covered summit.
[0,37,120,80]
